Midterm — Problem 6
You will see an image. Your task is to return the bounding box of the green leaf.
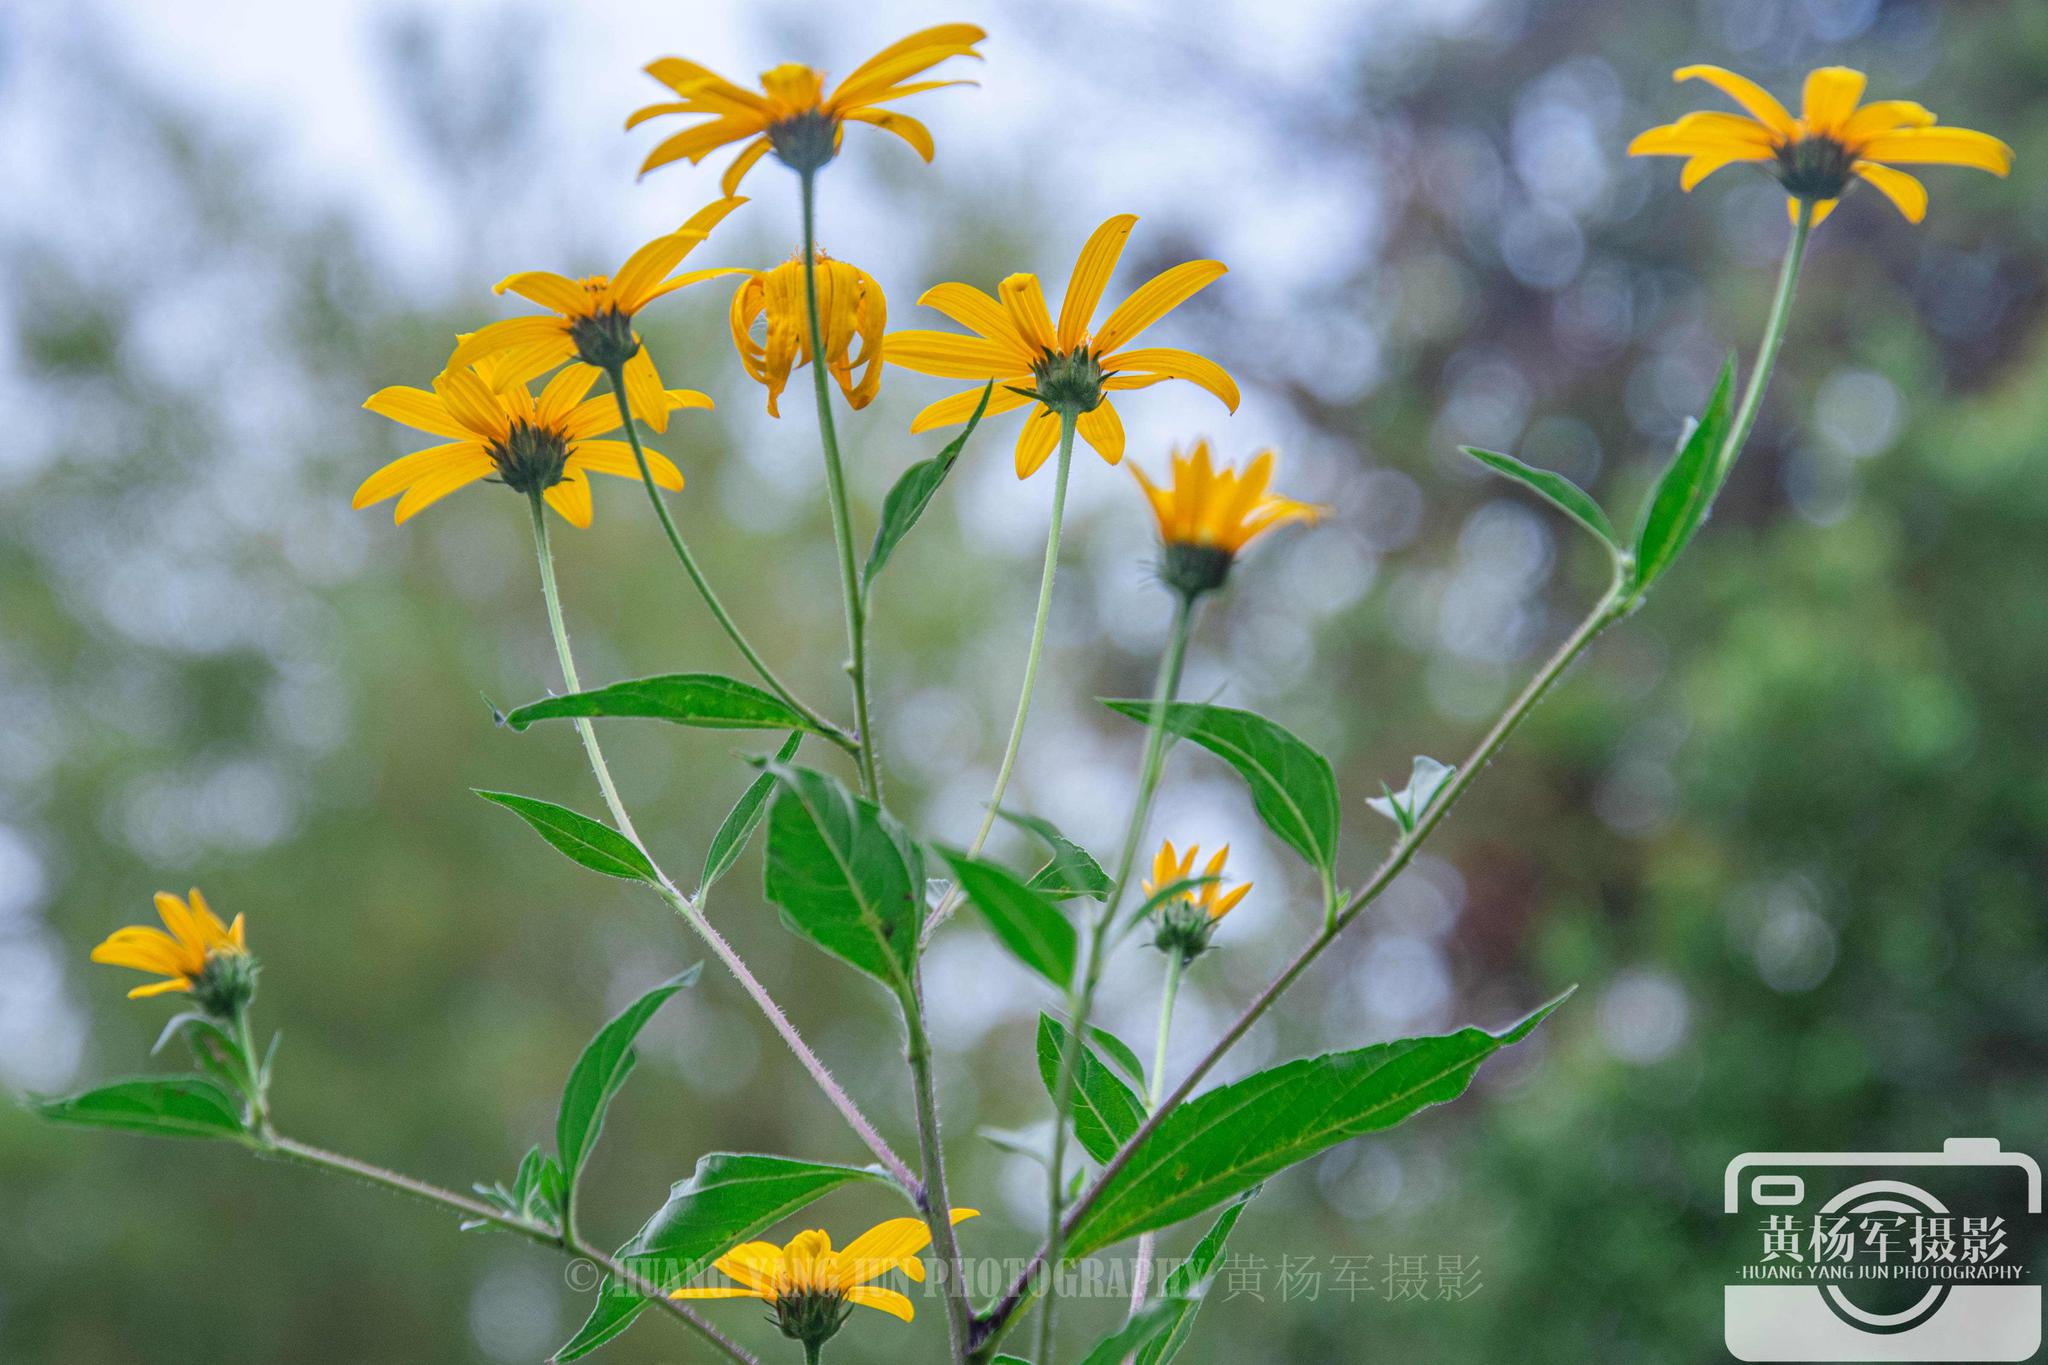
[760,763,923,999]
[555,1284,647,1361]
[32,1076,246,1140]
[1065,993,1570,1258]
[1078,1297,1186,1365]
[1080,1022,1148,1092]
[941,849,1078,989]
[502,673,825,737]
[1632,356,1738,593]
[557,968,701,1206]
[1102,700,1339,874]
[476,791,657,884]
[1462,446,1619,550]
[863,380,992,593]
[1037,1015,1145,1164]
[1365,755,1458,834]
[700,733,803,892]
[999,808,1112,901]
[1133,1193,1256,1365]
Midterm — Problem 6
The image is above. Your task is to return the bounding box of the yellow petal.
[1839,99,1938,147]
[639,116,764,177]
[834,24,987,96]
[127,976,193,999]
[432,368,514,442]
[1094,260,1228,354]
[391,452,497,523]
[1856,127,2014,175]
[353,441,492,509]
[445,316,575,376]
[494,271,588,316]
[569,440,684,490]
[842,107,935,161]
[1853,161,1927,223]
[909,379,1034,434]
[1076,400,1125,465]
[998,274,1058,354]
[623,349,669,434]
[885,329,1030,378]
[363,385,469,440]
[536,363,603,428]
[1103,347,1240,412]
[1680,149,1767,191]
[1791,196,1840,227]
[668,1287,768,1303]
[643,57,770,111]
[720,137,774,196]
[845,1285,916,1323]
[1673,64,1797,137]
[1014,405,1062,478]
[1800,66,1867,138]
[1057,214,1137,349]
[916,283,1023,347]
[543,470,594,528]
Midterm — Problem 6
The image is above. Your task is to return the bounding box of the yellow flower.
[1135,442,1320,555]
[91,889,248,1001]
[729,253,887,417]
[442,196,746,434]
[354,358,700,527]
[630,24,986,193]
[672,1211,978,1346]
[1629,64,2013,225]
[1145,841,1249,962]
[887,215,1239,478]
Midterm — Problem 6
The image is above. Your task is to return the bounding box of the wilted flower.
[729,253,887,417]
[355,359,700,527]
[1629,64,2012,224]
[888,215,1238,478]
[442,196,745,433]
[631,24,986,192]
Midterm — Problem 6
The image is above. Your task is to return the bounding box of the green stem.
[904,984,973,1360]
[525,491,916,1190]
[262,1135,760,1365]
[234,1006,270,1136]
[603,366,856,754]
[1126,951,1184,1311]
[799,169,881,799]
[1718,201,1813,484]
[1035,589,1196,1364]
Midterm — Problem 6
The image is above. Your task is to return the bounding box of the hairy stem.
[1036,590,1195,1362]
[1127,950,1184,1311]
[263,1134,759,1365]
[525,494,916,1190]
[603,365,856,753]
[799,168,881,799]
[904,980,973,1360]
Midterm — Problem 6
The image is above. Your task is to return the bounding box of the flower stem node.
[1160,541,1235,600]
[567,306,643,373]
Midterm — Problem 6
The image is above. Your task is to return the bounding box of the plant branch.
[904,976,973,1360]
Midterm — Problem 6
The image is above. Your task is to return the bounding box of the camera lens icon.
[1809,1180,1951,1335]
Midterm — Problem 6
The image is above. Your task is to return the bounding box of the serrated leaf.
[502,673,825,737]
[32,1076,247,1140]
[863,381,992,593]
[1037,1015,1145,1164]
[942,849,1077,989]
[1102,700,1339,874]
[1633,356,1737,593]
[560,1152,894,1357]
[1065,993,1570,1258]
[999,808,1112,901]
[476,790,657,883]
[1365,755,1458,833]
[557,968,701,1212]
[700,733,803,892]
[1133,1193,1256,1365]
[1462,446,1620,550]
[760,763,923,1000]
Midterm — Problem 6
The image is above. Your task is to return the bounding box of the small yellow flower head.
[91,889,255,1016]
[1133,442,1321,598]
[442,196,746,434]
[1145,841,1250,963]
[355,358,705,527]
[630,24,986,192]
[1629,64,2012,226]
[672,1210,978,1350]
[730,253,887,417]
[888,215,1239,479]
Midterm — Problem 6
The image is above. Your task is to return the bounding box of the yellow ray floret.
[442,196,745,434]
[354,357,703,528]
[630,24,986,193]
[90,889,247,1000]
[729,253,887,417]
[1132,441,1320,558]
[887,215,1239,478]
[671,1210,979,1327]
[1146,841,1252,922]
[1629,63,2012,225]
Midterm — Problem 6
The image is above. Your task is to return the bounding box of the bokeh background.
[3,0,2044,1361]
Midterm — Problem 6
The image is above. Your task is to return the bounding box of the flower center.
[1029,345,1106,415]
[569,305,641,371]
[1776,134,1855,201]
[489,420,572,495]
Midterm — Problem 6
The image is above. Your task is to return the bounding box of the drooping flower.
[442,196,746,434]
[672,1211,979,1351]
[630,24,986,193]
[729,253,887,416]
[355,359,700,527]
[1133,441,1320,597]
[1144,841,1250,963]
[887,215,1239,478]
[91,889,255,1015]
[1629,64,2013,225]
